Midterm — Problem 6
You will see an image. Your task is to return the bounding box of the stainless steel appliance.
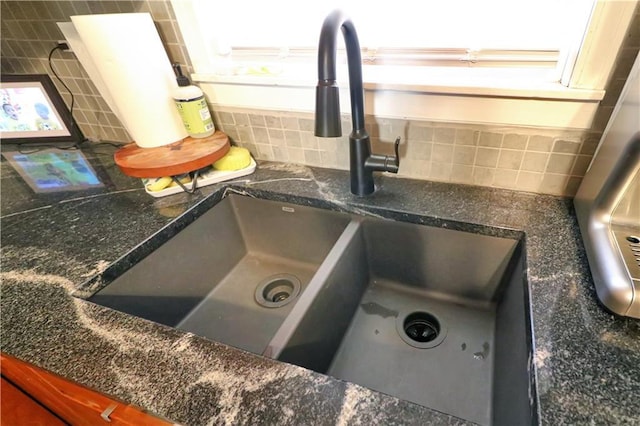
[574,52,640,318]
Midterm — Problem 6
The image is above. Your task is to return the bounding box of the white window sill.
[192,66,605,129]
[193,65,604,101]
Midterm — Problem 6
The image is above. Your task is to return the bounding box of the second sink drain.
[255,274,301,308]
[397,311,447,349]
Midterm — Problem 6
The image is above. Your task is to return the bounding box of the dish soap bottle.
[172,63,215,138]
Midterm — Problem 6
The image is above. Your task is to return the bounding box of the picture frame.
[0,74,84,146]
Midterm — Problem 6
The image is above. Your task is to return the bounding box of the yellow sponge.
[145,176,172,192]
[145,174,193,192]
[213,146,252,171]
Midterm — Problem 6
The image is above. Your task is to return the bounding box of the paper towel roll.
[57,22,122,123]
[71,13,187,148]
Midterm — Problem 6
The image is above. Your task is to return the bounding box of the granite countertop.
[1,144,639,425]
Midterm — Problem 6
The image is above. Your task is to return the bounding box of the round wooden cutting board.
[114,131,230,178]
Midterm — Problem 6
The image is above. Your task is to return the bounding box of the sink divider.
[262,218,367,370]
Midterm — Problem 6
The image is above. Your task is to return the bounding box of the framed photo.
[0,74,84,146]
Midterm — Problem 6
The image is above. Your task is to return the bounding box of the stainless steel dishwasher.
[574,52,640,318]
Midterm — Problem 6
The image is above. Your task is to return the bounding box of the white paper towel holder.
[114,131,230,178]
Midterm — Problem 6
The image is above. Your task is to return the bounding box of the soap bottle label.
[175,95,214,135]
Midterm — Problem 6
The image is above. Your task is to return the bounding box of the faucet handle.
[364,136,401,175]
[384,136,400,173]
[394,136,400,162]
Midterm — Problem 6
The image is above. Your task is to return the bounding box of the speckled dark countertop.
[1,144,639,425]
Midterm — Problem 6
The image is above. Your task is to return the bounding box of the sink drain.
[404,313,439,342]
[397,311,447,349]
[255,274,301,308]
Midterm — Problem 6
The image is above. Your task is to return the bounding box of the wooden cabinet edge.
[1,377,67,425]
[1,353,176,425]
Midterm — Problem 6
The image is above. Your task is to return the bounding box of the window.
[172,0,636,128]
[179,0,590,77]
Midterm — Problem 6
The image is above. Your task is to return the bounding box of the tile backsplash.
[212,107,599,196]
[1,0,639,197]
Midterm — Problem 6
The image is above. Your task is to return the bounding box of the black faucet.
[314,10,400,196]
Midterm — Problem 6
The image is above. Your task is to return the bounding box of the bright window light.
[184,0,595,78]
[171,0,634,129]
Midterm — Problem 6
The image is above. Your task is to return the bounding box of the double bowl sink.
[79,193,535,425]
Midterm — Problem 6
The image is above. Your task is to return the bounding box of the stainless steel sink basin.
[83,193,534,425]
[269,218,531,425]
[88,195,351,354]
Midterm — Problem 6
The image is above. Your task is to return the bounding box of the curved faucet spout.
[314,10,400,196]
[316,10,366,134]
